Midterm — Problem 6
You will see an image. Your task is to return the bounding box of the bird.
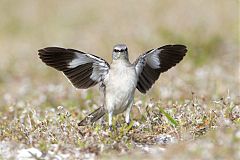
[38,44,187,130]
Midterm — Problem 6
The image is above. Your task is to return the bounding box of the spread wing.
[38,47,110,89]
[134,44,187,94]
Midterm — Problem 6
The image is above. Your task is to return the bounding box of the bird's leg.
[108,111,113,131]
[125,101,134,126]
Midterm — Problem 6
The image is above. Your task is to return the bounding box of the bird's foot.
[125,121,135,131]
[126,119,131,126]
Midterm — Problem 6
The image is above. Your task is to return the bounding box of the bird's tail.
[78,107,106,126]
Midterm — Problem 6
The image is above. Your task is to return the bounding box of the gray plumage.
[38,44,187,128]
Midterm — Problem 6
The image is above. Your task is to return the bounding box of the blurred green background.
[0,0,239,101]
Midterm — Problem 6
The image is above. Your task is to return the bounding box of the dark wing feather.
[135,44,187,93]
[38,47,110,89]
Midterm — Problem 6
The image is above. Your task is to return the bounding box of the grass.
[0,90,239,159]
[0,0,239,159]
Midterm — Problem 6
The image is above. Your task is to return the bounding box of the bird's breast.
[106,64,137,91]
[104,63,137,114]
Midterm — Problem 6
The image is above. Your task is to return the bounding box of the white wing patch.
[135,49,161,75]
[68,54,92,68]
[90,62,109,81]
[67,52,109,83]
[147,49,161,69]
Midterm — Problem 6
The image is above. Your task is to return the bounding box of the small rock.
[17,148,42,160]
[155,134,176,145]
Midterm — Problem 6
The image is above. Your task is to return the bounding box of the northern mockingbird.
[38,44,187,129]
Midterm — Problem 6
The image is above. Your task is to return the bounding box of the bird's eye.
[114,48,127,52]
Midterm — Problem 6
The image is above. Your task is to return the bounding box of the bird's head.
[112,44,129,61]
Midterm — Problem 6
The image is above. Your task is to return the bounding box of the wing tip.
[160,44,187,51]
